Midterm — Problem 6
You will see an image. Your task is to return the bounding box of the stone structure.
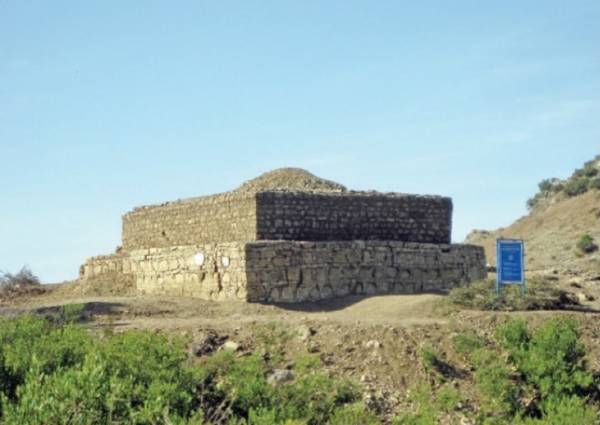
[80,168,486,302]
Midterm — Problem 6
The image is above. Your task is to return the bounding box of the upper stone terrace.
[121,168,452,250]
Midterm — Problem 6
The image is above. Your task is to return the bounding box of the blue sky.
[1,1,599,283]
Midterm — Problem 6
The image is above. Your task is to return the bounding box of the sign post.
[496,239,525,295]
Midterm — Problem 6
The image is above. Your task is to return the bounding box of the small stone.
[365,340,381,349]
[221,341,240,352]
[307,342,320,353]
[297,324,316,341]
[576,292,595,302]
[267,369,295,385]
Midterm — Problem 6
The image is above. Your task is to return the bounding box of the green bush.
[419,345,441,375]
[581,163,599,178]
[589,177,600,190]
[0,315,367,425]
[435,385,461,413]
[576,234,598,254]
[537,179,554,192]
[526,195,540,210]
[473,348,519,420]
[497,318,593,404]
[564,178,589,197]
[394,317,600,424]
[522,395,597,425]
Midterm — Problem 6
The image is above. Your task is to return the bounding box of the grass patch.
[452,331,485,355]
[446,277,578,311]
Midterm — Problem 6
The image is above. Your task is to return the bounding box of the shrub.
[589,177,600,190]
[497,318,593,404]
[447,277,579,311]
[453,332,484,355]
[0,314,370,424]
[576,234,598,254]
[564,178,589,197]
[473,348,519,419]
[0,267,44,300]
[435,385,461,412]
[447,276,578,311]
[0,266,40,287]
[537,179,554,192]
[1,322,202,424]
[420,345,440,374]
[536,395,597,425]
[392,382,436,425]
[526,196,539,210]
[582,163,599,178]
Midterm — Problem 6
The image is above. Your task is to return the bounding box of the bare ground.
[2,278,600,422]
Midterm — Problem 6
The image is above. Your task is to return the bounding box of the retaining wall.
[80,241,485,302]
[244,241,486,302]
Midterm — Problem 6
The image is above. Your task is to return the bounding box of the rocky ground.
[2,273,599,423]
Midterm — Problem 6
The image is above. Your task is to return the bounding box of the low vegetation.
[0,313,369,425]
[0,266,45,300]
[0,311,598,424]
[527,155,600,210]
[445,277,579,311]
[400,318,599,425]
[575,233,599,256]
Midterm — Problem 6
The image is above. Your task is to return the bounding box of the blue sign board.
[496,239,525,294]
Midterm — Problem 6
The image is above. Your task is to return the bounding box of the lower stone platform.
[80,240,487,303]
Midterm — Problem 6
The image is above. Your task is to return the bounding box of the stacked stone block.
[244,241,486,302]
[80,169,486,302]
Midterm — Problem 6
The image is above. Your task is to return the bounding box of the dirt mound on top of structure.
[235,168,347,193]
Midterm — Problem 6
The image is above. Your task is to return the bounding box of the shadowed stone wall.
[256,192,452,244]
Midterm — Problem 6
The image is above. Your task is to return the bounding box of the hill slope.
[466,156,600,276]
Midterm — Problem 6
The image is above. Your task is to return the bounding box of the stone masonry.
[80,168,487,302]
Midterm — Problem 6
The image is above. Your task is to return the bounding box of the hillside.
[466,155,600,276]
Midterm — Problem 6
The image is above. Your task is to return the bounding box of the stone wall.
[121,190,452,251]
[244,241,486,302]
[121,193,257,250]
[130,243,248,300]
[255,192,452,244]
[80,253,126,279]
[82,240,485,303]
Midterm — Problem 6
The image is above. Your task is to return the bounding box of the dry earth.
[2,278,600,423]
[466,182,600,274]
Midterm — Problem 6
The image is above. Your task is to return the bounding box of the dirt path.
[3,292,448,330]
